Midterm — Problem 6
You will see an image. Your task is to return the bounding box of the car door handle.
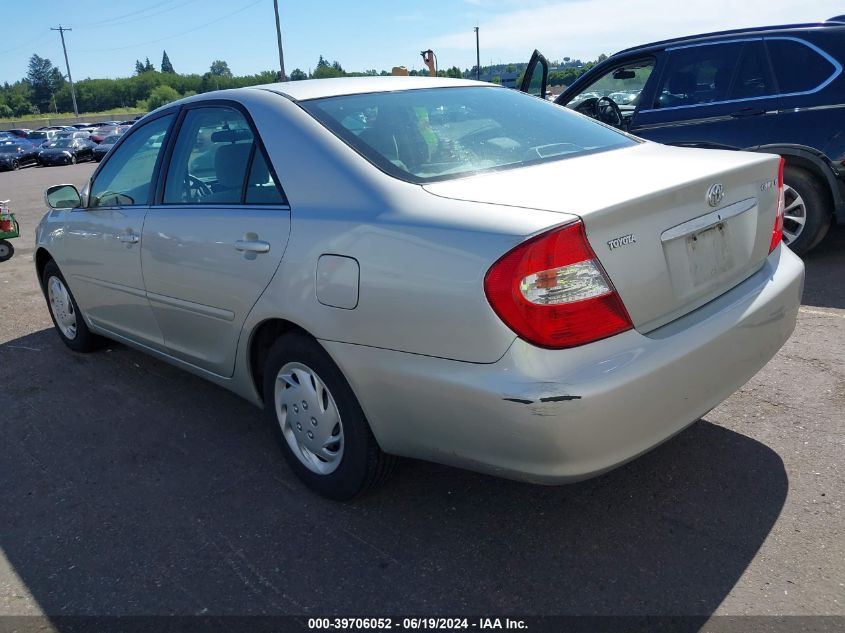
[235,240,270,253]
[729,108,766,118]
[116,233,139,244]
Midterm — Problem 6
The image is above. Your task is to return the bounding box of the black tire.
[263,332,396,500]
[41,259,104,352]
[0,240,13,262]
[782,166,832,256]
[11,159,19,171]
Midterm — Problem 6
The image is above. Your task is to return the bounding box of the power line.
[85,0,174,27]
[73,0,263,54]
[77,0,203,31]
[51,25,78,118]
[0,31,52,56]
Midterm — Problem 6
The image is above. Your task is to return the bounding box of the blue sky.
[1,0,841,84]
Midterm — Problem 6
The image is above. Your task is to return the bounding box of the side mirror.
[45,184,82,209]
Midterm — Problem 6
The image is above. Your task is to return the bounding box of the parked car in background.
[91,134,121,162]
[89,126,121,143]
[3,129,32,139]
[522,16,845,254]
[0,142,40,170]
[35,78,802,499]
[26,130,59,147]
[56,130,92,141]
[37,138,95,166]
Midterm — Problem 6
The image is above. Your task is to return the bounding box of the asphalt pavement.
[0,162,842,623]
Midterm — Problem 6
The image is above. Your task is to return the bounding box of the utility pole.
[51,26,78,119]
[273,0,287,81]
[474,27,480,81]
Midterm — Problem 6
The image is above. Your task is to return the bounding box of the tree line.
[0,50,603,118]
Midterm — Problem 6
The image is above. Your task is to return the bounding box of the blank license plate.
[685,222,734,287]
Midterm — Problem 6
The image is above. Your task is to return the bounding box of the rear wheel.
[41,260,104,352]
[0,240,13,262]
[263,332,396,499]
[782,166,831,255]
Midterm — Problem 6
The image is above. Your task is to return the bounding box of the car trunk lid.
[423,143,781,332]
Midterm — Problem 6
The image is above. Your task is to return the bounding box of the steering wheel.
[186,174,211,200]
[595,96,624,128]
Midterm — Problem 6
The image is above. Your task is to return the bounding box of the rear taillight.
[484,221,632,349]
[769,157,785,253]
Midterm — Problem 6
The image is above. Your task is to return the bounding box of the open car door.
[519,50,549,98]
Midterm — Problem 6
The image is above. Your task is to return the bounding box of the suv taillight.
[484,221,632,349]
[770,157,785,253]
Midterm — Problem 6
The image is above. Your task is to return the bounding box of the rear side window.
[766,38,838,94]
[655,43,743,107]
[163,106,285,205]
[730,42,774,100]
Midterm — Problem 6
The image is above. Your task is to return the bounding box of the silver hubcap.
[275,362,344,475]
[47,276,77,339]
[782,184,807,246]
[0,243,9,258]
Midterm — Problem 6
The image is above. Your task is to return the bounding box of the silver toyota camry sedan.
[36,77,804,499]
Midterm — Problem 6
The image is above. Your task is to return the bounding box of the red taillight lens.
[484,221,633,349]
[770,157,785,253]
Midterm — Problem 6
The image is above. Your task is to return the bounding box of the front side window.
[89,113,174,207]
[655,42,746,108]
[568,59,656,108]
[303,86,637,183]
[767,38,837,94]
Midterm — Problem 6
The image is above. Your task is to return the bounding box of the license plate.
[685,221,734,287]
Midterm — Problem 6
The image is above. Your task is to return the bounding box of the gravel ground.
[0,162,842,620]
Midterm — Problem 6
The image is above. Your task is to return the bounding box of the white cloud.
[432,0,843,64]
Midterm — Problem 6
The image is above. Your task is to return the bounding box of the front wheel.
[70,155,77,165]
[0,240,13,262]
[781,166,832,255]
[11,159,19,171]
[41,260,104,352]
[263,332,396,499]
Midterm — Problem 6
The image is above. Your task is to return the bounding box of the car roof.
[244,76,490,102]
[615,20,844,56]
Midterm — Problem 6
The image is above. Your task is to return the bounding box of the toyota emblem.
[707,183,724,207]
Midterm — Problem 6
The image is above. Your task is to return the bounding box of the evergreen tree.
[144,57,155,72]
[26,54,63,113]
[161,50,174,73]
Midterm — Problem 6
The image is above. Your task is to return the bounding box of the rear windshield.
[302,86,637,183]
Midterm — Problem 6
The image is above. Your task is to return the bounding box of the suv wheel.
[782,166,831,255]
[263,332,396,499]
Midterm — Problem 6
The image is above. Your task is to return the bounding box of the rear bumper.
[322,245,804,483]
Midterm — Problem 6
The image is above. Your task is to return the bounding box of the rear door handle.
[729,108,766,118]
[235,240,270,254]
[116,233,139,244]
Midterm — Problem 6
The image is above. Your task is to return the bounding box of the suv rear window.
[655,41,774,108]
[302,86,637,183]
[766,38,837,94]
